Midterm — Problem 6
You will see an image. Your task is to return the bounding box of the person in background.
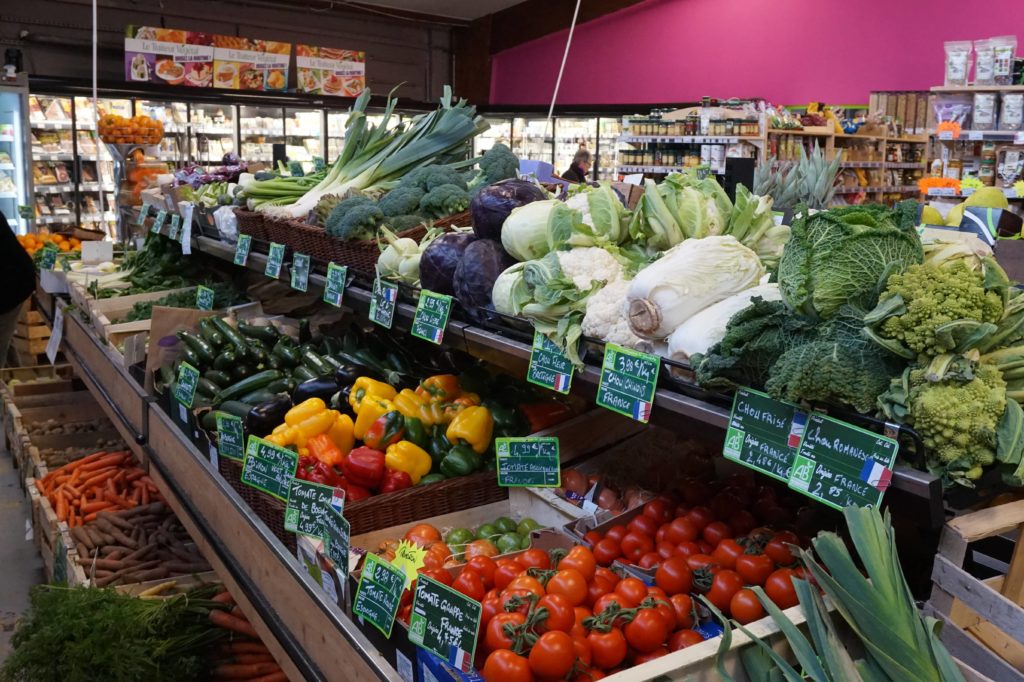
[561,148,592,183]
[0,213,36,366]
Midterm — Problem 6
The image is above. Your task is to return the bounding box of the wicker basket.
[233,208,267,242]
[217,457,261,510]
[264,217,428,275]
[251,492,297,554]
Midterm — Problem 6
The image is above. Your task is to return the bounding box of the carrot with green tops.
[209,610,259,639]
[211,662,281,679]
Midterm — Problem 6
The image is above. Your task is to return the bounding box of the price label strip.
[408,574,482,670]
[135,202,150,225]
[284,478,345,539]
[527,331,574,394]
[369,278,398,330]
[723,387,807,483]
[596,343,659,423]
[234,234,252,266]
[241,436,299,501]
[787,413,899,511]
[39,249,57,271]
[265,242,286,279]
[195,285,216,311]
[496,437,560,487]
[290,253,311,292]
[353,552,406,638]
[323,262,347,307]
[215,412,245,461]
[410,290,452,345]
[151,209,168,234]
[168,214,181,241]
[173,361,201,408]
[323,506,350,577]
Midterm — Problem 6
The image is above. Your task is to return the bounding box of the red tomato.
[517,548,552,571]
[585,575,614,608]
[536,593,575,633]
[706,569,744,612]
[628,514,658,538]
[669,593,695,629]
[730,588,766,624]
[668,629,705,651]
[685,554,719,572]
[643,498,673,524]
[655,541,677,560]
[624,608,670,653]
[604,524,628,544]
[728,509,758,536]
[620,531,655,562]
[632,645,669,665]
[486,612,526,651]
[698,539,714,554]
[764,567,799,609]
[735,553,775,586]
[637,552,661,569]
[613,577,648,608]
[592,538,622,567]
[494,559,523,591]
[452,568,486,601]
[710,539,744,570]
[646,585,668,602]
[593,593,631,624]
[528,630,575,679]
[664,517,699,544]
[570,606,592,639]
[655,525,669,544]
[595,566,621,586]
[675,541,702,558]
[685,506,715,531]
[507,575,545,598]
[559,546,597,582]
[482,649,533,682]
[480,595,503,629]
[588,628,628,669]
[654,556,693,596]
[420,568,453,587]
[583,530,602,546]
[649,597,676,631]
[500,589,535,615]
[467,556,497,588]
[572,636,592,667]
[702,520,732,547]
[547,568,588,606]
[765,531,799,566]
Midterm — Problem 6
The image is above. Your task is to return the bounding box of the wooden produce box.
[28,479,88,585]
[88,286,194,340]
[924,500,1024,681]
[114,571,219,597]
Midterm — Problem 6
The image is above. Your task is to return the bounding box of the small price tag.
[151,209,167,234]
[408,574,482,666]
[723,387,806,482]
[596,343,659,423]
[241,435,299,501]
[410,290,452,345]
[195,285,215,311]
[284,478,345,539]
[173,361,200,408]
[265,242,286,279]
[323,506,350,577]
[135,202,150,225]
[178,202,194,255]
[39,249,57,271]
[290,253,310,292]
[215,412,245,461]
[323,262,347,307]
[353,553,405,638]
[527,331,574,394]
[45,306,64,365]
[369,278,398,330]
[391,540,427,590]
[168,214,181,241]
[234,234,252,266]
[60,257,71,272]
[967,130,983,141]
[496,437,560,487]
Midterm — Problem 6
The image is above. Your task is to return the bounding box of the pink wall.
[490,0,1024,106]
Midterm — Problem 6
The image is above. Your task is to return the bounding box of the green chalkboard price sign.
[195,285,215,311]
[39,249,57,271]
[233,235,252,266]
[723,387,807,482]
[788,413,899,511]
[353,552,405,638]
[408,573,482,665]
[411,290,452,345]
[284,478,344,539]
[241,436,298,501]
[527,331,574,394]
[168,214,181,241]
[215,412,244,461]
[135,202,150,225]
[596,343,659,423]
[265,243,286,279]
[496,437,560,487]
[369,278,398,330]
[290,253,310,292]
[151,209,168,234]
[173,362,200,408]
[323,506,350,576]
[323,262,347,307]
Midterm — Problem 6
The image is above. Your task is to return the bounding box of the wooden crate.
[29,428,125,479]
[0,363,73,386]
[13,335,49,356]
[28,479,87,585]
[114,571,219,597]
[924,499,1024,681]
[88,286,193,341]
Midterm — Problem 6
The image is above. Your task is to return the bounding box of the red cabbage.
[453,239,516,310]
[419,232,477,295]
[469,179,547,241]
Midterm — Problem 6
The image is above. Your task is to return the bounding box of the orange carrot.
[81,468,118,488]
[220,642,269,655]
[78,453,127,472]
[232,654,275,664]
[209,610,259,639]
[212,591,236,605]
[81,500,113,514]
[55,495,68,521]
[211,662,280,679]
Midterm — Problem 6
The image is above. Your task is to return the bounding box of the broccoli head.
[420,183,470,218]
[386,214,426,233]
[478,143,519,183]
[378,186,426,218]
[399,166,467,192]
[325,197,383,241]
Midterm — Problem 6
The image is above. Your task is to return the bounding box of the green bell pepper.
[428,425,452,469]
[418,473,447,485]
[485,402,531,438]
[440,444,481,478]
[404,415,429,450]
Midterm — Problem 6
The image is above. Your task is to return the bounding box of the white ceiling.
[354,0,523,20]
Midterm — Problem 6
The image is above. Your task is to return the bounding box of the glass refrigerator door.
[240,105,283,165]
[285,108,322,173]
[326,111,348,163]
[554,117,596,180]
[76,97,131,233]
[473,117,512,156]
[0,83,31,234]
[190,103,236,165]
[29,94,75,230]
[596,117,623,182]
[512,117,553,166]
[136,100,187,163]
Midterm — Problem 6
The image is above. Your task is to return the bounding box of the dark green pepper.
[403,416,428,449]
[418,473,446,486]
[485,402,531,438]
[428,426,452,469]
[439,444,480,478]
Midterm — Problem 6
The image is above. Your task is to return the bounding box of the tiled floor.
[0,452,42,660]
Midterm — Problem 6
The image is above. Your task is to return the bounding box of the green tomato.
[492,516,517,534]
[476,523,499,541]
[516,518,541,535]
[496,533,521,554]
[519,534,532,550]
[445,527,474,549]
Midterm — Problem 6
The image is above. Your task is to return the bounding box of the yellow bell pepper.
[272,423,290,435]
[285,397,326,426]
[327,413,355,456]
[393,389,428,419]
[446,405,493,454]
[264,433,288,446]
[353,397,396,440]
[292,409,338,448]
[349,377,397,413]
[384,441,432,484]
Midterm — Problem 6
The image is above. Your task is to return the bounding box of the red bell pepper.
[296,456,318,482]
[341,447,385,490]
[380,468,413,493]
[345,482,372,502]
[519,402,574,432]
[310,461,344,487]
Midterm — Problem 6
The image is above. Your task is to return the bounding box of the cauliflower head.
[556,247,623,290]
[582,278,651,351]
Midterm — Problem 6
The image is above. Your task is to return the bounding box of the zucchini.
[265,377,296,394]
[211,316,248,354]
[216,369,286,403]
[198,318,226,347]
[292,365,317,382]
[273,341,301,367]
[246,339,269,363]
[200,410,218,431]
[213,350,237,371]
[203,369,232,387]
[238,323,280,343]
[238,388,278,405]
[301,349,331,375]
[218,400,255,419]
[192,395,212,409]
[158,365,175,390]
[231,364,255,381]
[181,347,201,368]
[264,354,283,370]
[177,330,216,365]
[195,377,220,398]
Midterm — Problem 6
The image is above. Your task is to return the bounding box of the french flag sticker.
[633,401,652,422]
[432,328,444,344]
[859,458,893,491]
[384,286,397,302]
[553,373,570,392]
[449,646,473,673]
[788,411,807,448]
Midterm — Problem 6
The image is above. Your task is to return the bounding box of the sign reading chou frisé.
[723,387,806,482]
[596,343,659,423]
[241,436,298,501]
[496,437,560,487]
[527,331,574,394]
[788,413,899,510]
[408,573,481,667]
[411,290,452,345]
[353,552,405,637]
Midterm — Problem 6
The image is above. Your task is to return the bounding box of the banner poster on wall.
[212,36,292,92]
[124,27,215,87]
[295,46,366,96]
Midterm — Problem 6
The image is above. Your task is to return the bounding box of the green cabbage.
[728,184,776,245]
[500,200,582,261]
[565,184,629,247]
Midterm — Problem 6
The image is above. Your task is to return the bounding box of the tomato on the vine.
[480,595,503,629]
[685,554,719,572]
[624,608,670,653]
[710,538,744,570]
[507,575,545,598]
[452,568,486,601]
[613,577,648,607]
[735,553,775,586]
[668,629,704,651]
[583,530,603,546]
[500,588,535,615]
[593,593,631,624]
[467,556,497,588]
[572,635,592,667]
[765,531,799,566]
[654,556,693,596]
[655,541,677,560]
[730,588,766,624]
[702,520,732,547]
[765,567,799,608]
[559,546,597,581]
[637,552,661,569]
[628,514,658,538]
[547,568,588,606]
[486,612,526,651]
[592,538,622,567]
[685,506,715,531]
[665,517,699,544]
[585,575,614,608]
[517,548,551,571]
[706,569,744,612]
[536,593,575,633]
[482,649,533,682]
[643,498,674,525]
[570,606,592,639]
[669,594,695,629]
[588,628,628,669]
[595,567,620,586]
[528,630,575,679]
[419,568,453,587]
[620,531,654,562]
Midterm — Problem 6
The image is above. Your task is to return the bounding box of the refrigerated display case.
[190,103,235,164]
[240,105,283,163]
[473,116,512,156]
[597,117,623,181]
[512,117,552,166]
[554,117,596,180]
[136,100,187,161]
[75,97,130,234]
[0,77,33,235]
[28,94,75,229]
[285,108,322,173]
[326,110,348,162]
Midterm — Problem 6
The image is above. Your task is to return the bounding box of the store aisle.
[0,453,41,660]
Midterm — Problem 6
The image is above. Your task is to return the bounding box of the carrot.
[81,468,118,488]
[78,453,127,472]
[212,591,236,605]
[246,672,287,682]
[141,486,149,505]
[69,467,81,485]
[56,495,68,521]
[229,605,248,620]
[232,654,275,664]
[220,641,269,655]
[211,662,280,679]
[209,610,259,639]
[126,469,146,482]
[81,501,113,514]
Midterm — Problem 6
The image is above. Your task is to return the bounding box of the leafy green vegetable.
[378,186,425,217]
[500,199,582,261]
[121,282,243,322]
